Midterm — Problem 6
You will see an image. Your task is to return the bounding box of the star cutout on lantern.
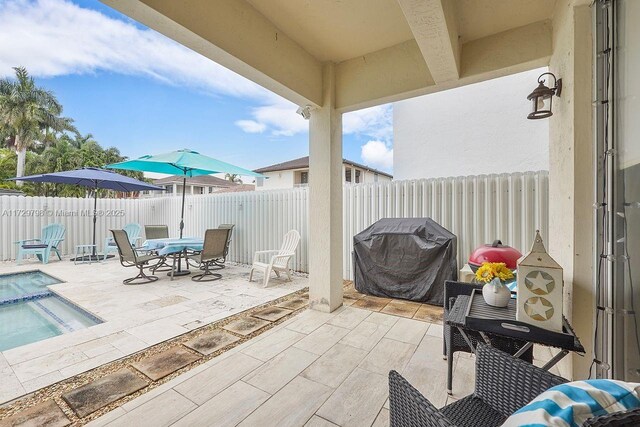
[525,271,555,295]
[526,297,554,320]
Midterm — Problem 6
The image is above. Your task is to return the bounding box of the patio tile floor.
[0,260,306,404]
[0,264,462,426]
[85,304,466,426]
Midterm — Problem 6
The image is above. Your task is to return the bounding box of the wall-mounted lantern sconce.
[527,72,562,119]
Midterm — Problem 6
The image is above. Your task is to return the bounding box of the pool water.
[0,270,59,300]
[0,271,101,351]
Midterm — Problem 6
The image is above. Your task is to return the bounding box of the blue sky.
[0,0,394,175]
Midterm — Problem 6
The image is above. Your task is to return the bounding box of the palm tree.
[225,173,243,184]
[71,132,96,149]
[0,67,76,184]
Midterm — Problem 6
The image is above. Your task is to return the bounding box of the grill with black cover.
[353,218,457,305]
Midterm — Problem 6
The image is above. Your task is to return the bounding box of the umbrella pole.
[92,183,98,257]
[180,175,186,239]
[170,174,190,277]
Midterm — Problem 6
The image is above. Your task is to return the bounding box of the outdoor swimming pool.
[0,271,101,351]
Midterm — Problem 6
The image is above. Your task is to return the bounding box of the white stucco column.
[172,183,177,197]
[309,63,344,312]
[548,1,594,380]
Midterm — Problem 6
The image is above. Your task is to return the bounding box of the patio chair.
[144,225,172,272]
[249,229,300,287]
[389,344,567,427]
[443,280,533,395]
[16,223,65,265]
[212,223,234,269]
[111,229,163,285]
[187,228,230,282]
[144,224,169,240]
[103,223,141,260]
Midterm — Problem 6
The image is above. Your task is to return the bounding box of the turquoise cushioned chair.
[103,223,142,260]
[16,223,66,264]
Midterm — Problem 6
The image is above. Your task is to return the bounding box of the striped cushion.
[503,380,640,427]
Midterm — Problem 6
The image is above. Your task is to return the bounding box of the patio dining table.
[142,237,204,256]
[141,237,204,279]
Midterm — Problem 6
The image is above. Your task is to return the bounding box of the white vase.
[482,278,511,307]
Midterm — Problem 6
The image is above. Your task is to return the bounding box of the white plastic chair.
[249,230,300,287]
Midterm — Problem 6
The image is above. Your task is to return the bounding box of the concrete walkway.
[88,306,471,427]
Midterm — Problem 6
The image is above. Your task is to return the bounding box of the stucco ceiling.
[245,0,414,62]
[454,0,557,43]
[246,0,556,63]
[109,0,557,110]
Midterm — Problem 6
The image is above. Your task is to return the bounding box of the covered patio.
[1,0,626,425]
[102,0,595,380]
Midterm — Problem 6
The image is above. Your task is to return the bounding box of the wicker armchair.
[444,280,533,394]
[389,344,567,427]
[389,344,640,427]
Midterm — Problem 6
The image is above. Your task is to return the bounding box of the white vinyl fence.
[0,171,548,279]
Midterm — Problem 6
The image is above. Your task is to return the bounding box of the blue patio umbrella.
[10,168,164,259]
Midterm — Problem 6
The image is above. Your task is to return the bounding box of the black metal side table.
[445,290,584,393]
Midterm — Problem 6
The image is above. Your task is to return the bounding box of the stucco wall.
[618,0,640,170]
[548,0,594,380]
[258,165,391,190]
[257,170,296,190]
[393,68,549,180]
[619,0,640,382]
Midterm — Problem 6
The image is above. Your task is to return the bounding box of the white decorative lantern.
[516,230,563,332]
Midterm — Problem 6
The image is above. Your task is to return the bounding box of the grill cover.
[353,218,457,305]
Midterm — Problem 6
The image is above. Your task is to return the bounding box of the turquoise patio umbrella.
[108,149,264,239]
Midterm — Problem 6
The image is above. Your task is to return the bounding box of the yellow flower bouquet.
[475,262,514,283]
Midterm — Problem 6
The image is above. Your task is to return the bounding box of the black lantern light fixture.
[526,72,562,119]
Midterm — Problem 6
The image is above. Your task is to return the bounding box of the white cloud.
[250,100,308,136]
[0,0,394,157]
[361,140,393,171]
[347,105,394,173]
[0,0,268,98]
[234,120,266,134]
[344,104,393,141]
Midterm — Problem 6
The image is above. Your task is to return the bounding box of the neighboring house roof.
[214,184,255,193]
[254,156,393,179]
[152,175,236,187]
